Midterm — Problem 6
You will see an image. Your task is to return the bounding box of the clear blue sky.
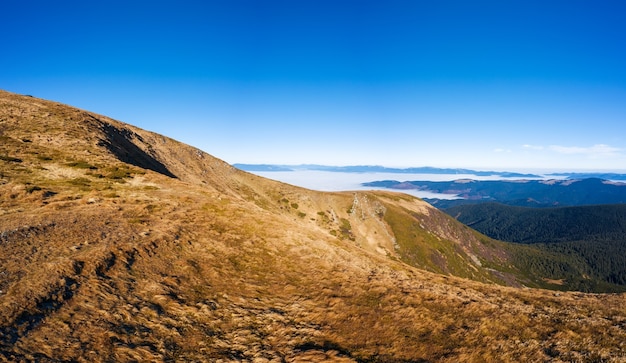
[2,0,626,171]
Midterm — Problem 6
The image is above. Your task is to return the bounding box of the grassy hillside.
[2,90,626,361]
[447,202,626,292]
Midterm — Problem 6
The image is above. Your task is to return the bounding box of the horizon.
[233,162,626,174]
[237,164,626,199]
[3,1,626,171]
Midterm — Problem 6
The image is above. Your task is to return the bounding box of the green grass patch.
[384,204,483,280]
[101,165,139,180]
[338,218,354,241]
[69,177,91,187]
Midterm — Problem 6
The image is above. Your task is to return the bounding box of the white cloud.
[548,144,622,158]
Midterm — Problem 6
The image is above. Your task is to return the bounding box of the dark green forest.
[447,203,626,292]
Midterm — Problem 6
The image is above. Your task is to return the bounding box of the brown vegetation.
[1,90,625,362]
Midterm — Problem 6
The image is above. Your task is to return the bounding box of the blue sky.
[2,0,626,171]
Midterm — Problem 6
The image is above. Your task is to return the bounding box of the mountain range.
[2,90,626,361]
[235,163,626,180]
[235,163,542,178]
[363,178,626,208]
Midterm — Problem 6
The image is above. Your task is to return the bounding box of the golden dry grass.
[1,90,626,362]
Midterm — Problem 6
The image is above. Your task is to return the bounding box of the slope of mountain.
[364,178,626,208]
[446,202,626,291]
[1,90,626,361]
[447,202,626,244]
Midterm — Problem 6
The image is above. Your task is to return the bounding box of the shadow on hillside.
[98,123,177,179]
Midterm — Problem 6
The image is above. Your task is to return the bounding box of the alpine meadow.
[2,90,626,362]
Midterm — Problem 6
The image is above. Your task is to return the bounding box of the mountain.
[235,163,541,177]
[230,163,294,171]
[446,202,626,291]
[364,178,626,208]
[549,172,626,181]
[1,90,626,361]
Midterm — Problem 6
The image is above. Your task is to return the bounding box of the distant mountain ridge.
[549,172,626,180]
[234,163,542,177]
[236,164,626,181]
[364,178,626,208]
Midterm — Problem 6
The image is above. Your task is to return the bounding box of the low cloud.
[548,144,621,158]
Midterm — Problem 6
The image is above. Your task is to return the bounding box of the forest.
[447,202,626,292]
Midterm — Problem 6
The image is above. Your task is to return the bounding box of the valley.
[446,202,626,292]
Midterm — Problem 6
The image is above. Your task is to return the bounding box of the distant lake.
[249,170,552,200]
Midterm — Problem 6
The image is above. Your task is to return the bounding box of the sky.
[2,0,626,171]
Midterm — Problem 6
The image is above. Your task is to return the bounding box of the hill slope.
[447,202,626,244]
[1,90,626,361]
[447,202,626,291]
